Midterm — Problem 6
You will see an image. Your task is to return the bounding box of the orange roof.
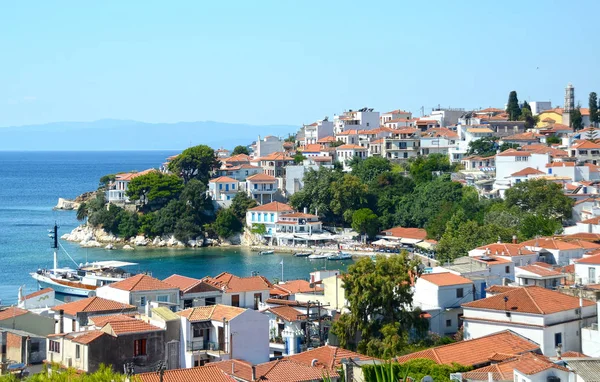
[462,286,594,314]
[177,304,246,322]
[163,274,202,291]
[65,330,106,345]
[54,296,136,316]
[209,176,238,183]
[22,287,54,301]
[115,169,156,181]
[384,109,410,114]
[477,107,505,113]
[210,272,273,293]
[561,232,600,241]
[0,306,28,321]
[336,129,358,136]
[301,144,323,152]
[88,314,137,327]
[474,243,535,257]
[511,167,545,177]
[581,216,600,225]
[317,136,337,143]
[496,149,531,157]
[419,272,473,287]
[486,285,518,294]
[516,264,563,278]
[222,154,251,163]
[336,144,366,150]
[467,127,494,133]
[575,252,600,265]
[571,140,600,150]
[561,351,588,357]
[546,161,576,167]
[271,280,321,295]
[503,132,543,141]
[463,352,568,380]
[382,227,427,240]
[246,173,277,182]
[137,365,236,382]
[104,320,162,336]
[520,237,593,250]
[267,306,306,322]
[286,345,374,369]
[109,274,177,292]
[248,201,294,212]
[213,359,339,382]
[540,108,563,115]
[394,128,420,135]
[423,127,459,139]
[396,330,539,367]
[257,152,294,161]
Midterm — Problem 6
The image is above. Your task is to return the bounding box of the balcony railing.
[186,341,225,352]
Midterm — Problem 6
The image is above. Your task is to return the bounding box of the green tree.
[174,214,203,242]
[589,92,599,127]
[76,202,88,222]
[519,214,562,239]
[98,174,116,190]
[126,172,184,209]
[504,178,573,220]
[499,142,520,152]
[507,90,521,121]
[362,359,471,382]
[180,178,213,214]
[212,208,243,238]
[466,137,497,157]
[570,104,584,131]
[88,204,123,235]
[231,145,250,155]
[351,208,380,239]
[251,223,267,235]
[168,144,219,184]
[519,105,537,129]
[330,174,370,223]
[153,200,186,235]
[351,156,392,184]
[284,134,296,143]
[330,140,345,148]
[546,136,561,145]
[116,210,139,238]
[408,154,452,183]
[293,152,306,164]
[230,192,258,221]
[289,167,343,223]
[331,254,427,357]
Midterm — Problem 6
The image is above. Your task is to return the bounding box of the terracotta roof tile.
[462,286,594,314]
[248,201,294,213]
[54,296,136,316]
[571,140,600,150]
[88,314,137,327]
[137,365,236,382]
[419,272,473,287]
[213,359,338,382]
[381,227,427,240]
[0,307,28,321]
[516,264,563,277]
[574,252,600,264]
[286,345,375,369]
[474,243,536,257]
[395,330,540,367]
[267,306,306,322]
[209,176,238,183]
[463,352,568,380]
[22,288,54,301]
[246,173,277,182]
[209,272,273,293]
[115,169,156,181]
[271,280,322,296]
[104,320,162,336]
[521,237,598,250]
[109,274,178,292]
[496,149,531,157]
[486,285,518,294]
[177,304,246,322]
[163,274,202,291]
[511,167,545,177]
[503,132,543,141]
[257,152,294,161]
[317,136,337,143]
[336,144,366,150]
[65,330,107,345]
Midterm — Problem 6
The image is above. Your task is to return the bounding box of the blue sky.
[1,0,599,127]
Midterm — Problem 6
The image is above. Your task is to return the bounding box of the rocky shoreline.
[62,224,265,250]
[54,191,98,211]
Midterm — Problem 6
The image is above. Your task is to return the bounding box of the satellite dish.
[422,377,434,382]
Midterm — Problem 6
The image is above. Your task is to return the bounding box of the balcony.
[186,340,226,353]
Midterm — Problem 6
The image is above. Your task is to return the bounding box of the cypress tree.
[507,91,521,121]
[589,92,599,127]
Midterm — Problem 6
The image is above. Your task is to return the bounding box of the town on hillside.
[6,85,600,381]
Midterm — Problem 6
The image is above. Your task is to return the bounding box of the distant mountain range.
[0,119,297,150]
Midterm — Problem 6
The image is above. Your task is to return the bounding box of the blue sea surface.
[0,151,348,305]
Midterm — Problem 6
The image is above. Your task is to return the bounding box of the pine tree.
[507,91,521,121]
[571,104,584,131]
[590,92,599,127]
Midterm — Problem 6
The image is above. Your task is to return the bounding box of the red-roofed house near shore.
[246,201,294,237]
[378,226,427,245]
[520,237,600,266]
[0,306,55,336]
[96,274,180,313]
[52,296,137,333]
[413,272,474,335]
[574,252,600,285]
[494,149,550,198]
[205,272,273,310]
[105,169,156,203]
[462,286,597,354]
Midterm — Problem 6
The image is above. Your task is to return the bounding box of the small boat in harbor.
[293,252,311,257]
[258,250,274,255]
[327,252,352,261]
[308,252,330,260]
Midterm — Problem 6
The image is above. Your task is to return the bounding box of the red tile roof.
[54,296,136,316]
[115,169,156,181]
[520,237,596,250]
[137,365,236,382]
[503,132,543,141]
[301,144,323,152]
[496,149,531,157]
[581,216,600,225]
[574,252,600,264]
[462,286,594,314]
[0,307,28,321]
[271,280,322,296]
[267,306,306,322]
[109,274,178,292]
[419,272,473,287]
[511,167,545,177]
[209,176,238,183]
[474,243,535,257]
[336,144,366,150]
[248,201,294,213]
[462,352,568,380]
[395,330,540,367]
[88,314,137,327]
[163,274,202,291]
[65,330,107,345]
[571,140,600,150]
[103,320,162,336]
[246,173,277,182]
[381,227,427,240]
[213,359,339,382]
[516,264,563,277]
[22,287,54,301]
[286,345,375,369]
[177,304,246,322]
[317,136,337,143]
[209,272,273,293]
[258,152,294,161]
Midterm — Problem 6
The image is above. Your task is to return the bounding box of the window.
[205,297,216,306]
[219,184,222,190]
[49,340,60,353]
[523,278,529,285]
[192,323,204,338]
[270,213,274,222]
[446,319,452,327]
[75,345,81,359]
[590,267,596,283]
[251,212,255,221]
[140,296,146,306]
[157,295,169,303]
[456,288,463,298]
[72,320,76,332]
[134,339,147,357]
[31,342,40,353]
[505,266,510,274]
[554,332,562,347]
[184,299,193,308]
[254,293,262,310]
[231,295,240,307]
[232,184,235,190]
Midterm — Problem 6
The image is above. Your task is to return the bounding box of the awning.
[400,238,423,245]
[191,321,212,329]
[416,241,436,250]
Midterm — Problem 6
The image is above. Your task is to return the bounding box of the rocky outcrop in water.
[62,224,193,249]
[54,191,98,210]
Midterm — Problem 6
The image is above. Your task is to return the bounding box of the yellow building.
[536,108,564,127]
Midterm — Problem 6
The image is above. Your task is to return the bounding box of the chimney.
[58,309,64,334]
[251,365,256,381]
[512,235,517,244]
[145,300,151,318]
[303,207,308,214]
[231,361,235,375]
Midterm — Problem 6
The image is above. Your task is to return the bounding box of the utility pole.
[317,301,323,346]
[305,301,311,348]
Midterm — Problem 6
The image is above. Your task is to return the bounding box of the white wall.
[575,263,600,284]
[231,309,270,364]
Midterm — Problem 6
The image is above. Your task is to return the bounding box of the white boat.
[308,252,331,259]
[327,252,352,261]
[293,252,311,257]
[258,250,274,255]
[30,225,137,297]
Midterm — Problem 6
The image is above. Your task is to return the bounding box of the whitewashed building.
[96,274,180,313]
